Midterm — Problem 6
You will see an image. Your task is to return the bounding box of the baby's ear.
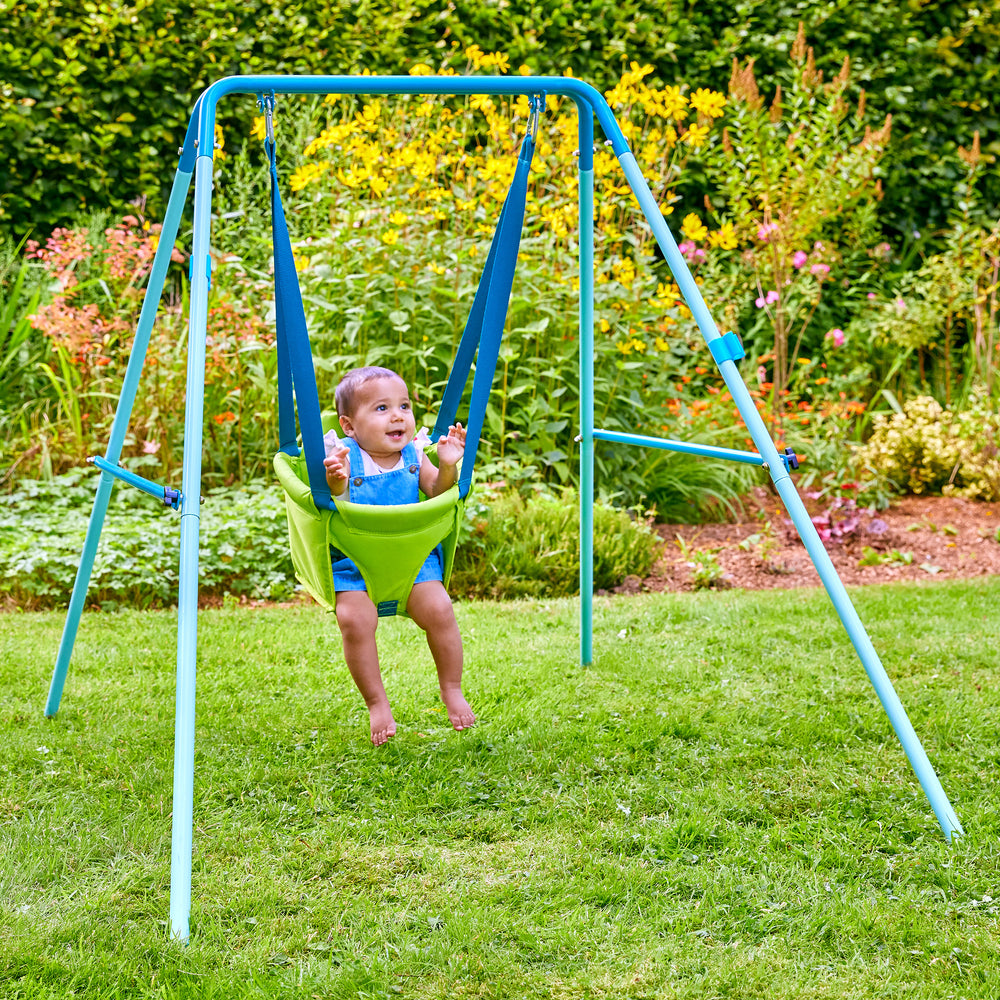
[338,413,355,437]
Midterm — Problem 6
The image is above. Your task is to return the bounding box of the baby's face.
[339,375,416,459]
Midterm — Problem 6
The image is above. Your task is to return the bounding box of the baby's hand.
[436,422,466,468]
[324,445,350,494]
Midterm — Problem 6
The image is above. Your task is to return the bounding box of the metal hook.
[527,93,545,140]
[256,92,276,144]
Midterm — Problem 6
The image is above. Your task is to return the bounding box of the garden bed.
[640,490,1000,594]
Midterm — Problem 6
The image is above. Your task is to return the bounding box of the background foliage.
[2,0,997,240]
[0,476,662,609]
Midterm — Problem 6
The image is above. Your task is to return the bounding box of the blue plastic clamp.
[782,447,800,471]
[708,331,745,366]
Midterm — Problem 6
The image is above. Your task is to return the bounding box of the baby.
[323,365,475,745]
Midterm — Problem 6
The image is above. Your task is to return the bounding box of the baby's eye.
[400,402,410,410]
[376,404,387,411]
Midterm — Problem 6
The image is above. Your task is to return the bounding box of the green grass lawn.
[2,580,999,999]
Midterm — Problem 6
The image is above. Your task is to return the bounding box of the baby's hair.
[335,366,404,418]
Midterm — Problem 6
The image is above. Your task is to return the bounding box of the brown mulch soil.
[626,489,1000,595]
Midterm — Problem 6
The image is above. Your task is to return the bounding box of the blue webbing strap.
[435,133,536,498]
[433,182,515,435]
[268,136,333,510]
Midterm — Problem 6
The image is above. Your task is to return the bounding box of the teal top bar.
[185,75,625,167]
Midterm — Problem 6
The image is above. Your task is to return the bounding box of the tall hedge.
[2,0,997,239]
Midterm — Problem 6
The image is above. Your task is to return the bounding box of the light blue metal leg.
[615,150,962,841]
[45,166,194,718]
[169,152,215,942]
[577,110,595,667]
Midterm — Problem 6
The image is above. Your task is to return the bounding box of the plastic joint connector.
[708,331,745,366]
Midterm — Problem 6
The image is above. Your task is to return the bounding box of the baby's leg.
[335,590,395,745]
[407,582,475,731]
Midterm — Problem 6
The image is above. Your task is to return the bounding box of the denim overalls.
[330,437,444,592]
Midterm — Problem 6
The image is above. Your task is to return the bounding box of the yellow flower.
[464,44,484,69]
[381,230,399,245]
[483,51,510,73]
[356,101,381,131]
[621,61,655,87]
[518,64,533,76]
[369,174,389,198]
[654,336,671,352]
[251,116,266,141]
[470,94,495,114]
[408,63,434,76]
[416,101,434,117]
[599,319,611,333]
[653,282,679,308]
[389,210,408,225]
[707,221,738,250]
[657,86,689,120]
[690,88,727,118]
[336,167,365,189]
[681,213,708,242]
[616,340,634,355]
[684,124,709,148]
[289,162,328,192]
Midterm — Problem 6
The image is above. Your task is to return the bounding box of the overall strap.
[344,437,364,482]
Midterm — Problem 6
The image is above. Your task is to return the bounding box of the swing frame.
[43,75,961,943]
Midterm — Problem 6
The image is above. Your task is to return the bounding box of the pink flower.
[756,222,779,242]
[826,328,845,348]
[142,440,161,454]
[678,240,705,262]
[867,292,877,300]
[792,250,808,269]
[810,263,831,277]
[755,290,780,308]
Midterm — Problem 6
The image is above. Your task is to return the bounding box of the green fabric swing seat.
[265,93,539,617]
[274,449,464,616]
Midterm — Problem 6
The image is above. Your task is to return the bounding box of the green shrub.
[2,1,996,241]
[857,394,1000,501]
[2,476,661,608]
[0,472,297,610]
[451,490,661,599]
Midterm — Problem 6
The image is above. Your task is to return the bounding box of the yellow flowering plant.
[194,54,754,507]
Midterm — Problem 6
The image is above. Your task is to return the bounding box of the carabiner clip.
[256,92,276,145]
[527,93,544,141]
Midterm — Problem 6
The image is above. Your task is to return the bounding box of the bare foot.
[368,701,397,746]
[440,688,476,732]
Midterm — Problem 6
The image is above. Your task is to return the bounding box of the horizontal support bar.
[89,456,181,509]
[592,429,766,467]
[192,75,628,159]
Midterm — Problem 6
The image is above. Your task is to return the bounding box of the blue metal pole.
[592,429,768,466]
[169,151,215,942]
[576,104,595,668]
[614,151,962,841]
[45,165,193,718]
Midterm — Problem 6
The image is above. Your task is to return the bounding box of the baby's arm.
[324,444,350,497]
[420,423,466,498]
